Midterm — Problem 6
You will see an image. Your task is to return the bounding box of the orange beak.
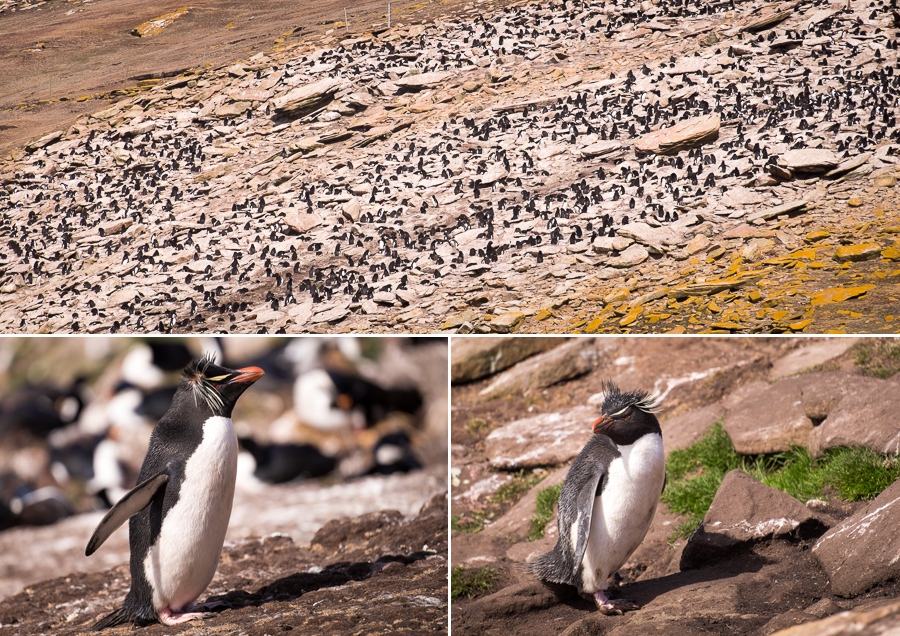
[234,366,265,383]
[593,415,613,435]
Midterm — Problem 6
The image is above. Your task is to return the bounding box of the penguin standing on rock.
[533,381,665,615]
[85,354,264,629]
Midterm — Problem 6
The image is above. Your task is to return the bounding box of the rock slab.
[479,338,598,399]
[634,114,720,155]
[813,477,900,597]
[681,470,828,570]
[450,338,564,383]
[485,405,596,470]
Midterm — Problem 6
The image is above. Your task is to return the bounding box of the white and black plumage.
[85,354,264,630]
[533,381,665,615]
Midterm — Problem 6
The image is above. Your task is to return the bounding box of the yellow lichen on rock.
[132,8,191,38]
[834,243,882,263]
[809,284,875,306]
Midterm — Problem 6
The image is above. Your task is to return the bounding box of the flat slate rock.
[450,337,564,383]
[769,339,860,379]
[778,148,840,173]
[660,403,726,455]
[485,405,596,470]
[808,375,900,457]
[634,114,720,155]
[813,477,900,597]
[479,338,597,399]
[681,470,829,570]
[723,378,814,454]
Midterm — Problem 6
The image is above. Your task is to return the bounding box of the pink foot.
[593,590,640,615]
[158,602,222,625]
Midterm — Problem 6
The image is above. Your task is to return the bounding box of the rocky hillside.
[0,492,448,635]
[1,0,898,333]
[450,337,900,635]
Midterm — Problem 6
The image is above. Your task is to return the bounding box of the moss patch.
[661,422,900,540]
[451,565,497,600]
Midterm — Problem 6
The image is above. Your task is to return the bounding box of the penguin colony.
[1,0,898,333]
[533,381,665,615]
[85,354,264,628]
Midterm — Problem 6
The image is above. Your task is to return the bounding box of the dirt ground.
[450,337,900,635]
[0,0,515,155]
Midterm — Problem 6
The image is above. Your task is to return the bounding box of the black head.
[591,380,662,445]
[177,353,264,418]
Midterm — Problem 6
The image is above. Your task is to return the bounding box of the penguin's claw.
[593,591,639,615]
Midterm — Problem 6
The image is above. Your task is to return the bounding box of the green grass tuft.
[493,470,544,505]
[451,565,497,600]
[661,422,900,541]
[852,339,900,379]
[528,483,563,541]
[451,512,486,534]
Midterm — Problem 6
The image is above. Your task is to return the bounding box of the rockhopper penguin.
[533,381,665,615]
[85,354,264,629]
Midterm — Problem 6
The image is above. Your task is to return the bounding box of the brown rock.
[660,403,726,455]
[778,149,840,173]
[769,339,860,379]
[813,478,900,597]
[741,8,793,32]
[450,338,565,383]
[723,378,814,454]
[394,71,453,91]
[681,470,829,570]
[808,375,900,457]
[768,599,900,636]
[283,210,324,234]
[271,77,343,115]
[485,405,596,470]
[479,339,598,399]
[634,114,720,155]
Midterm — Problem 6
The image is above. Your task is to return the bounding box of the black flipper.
[85,472,168,556]
[571,467,605,575]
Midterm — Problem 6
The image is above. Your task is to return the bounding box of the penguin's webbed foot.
[158,605,218,625]
[593,590,639,615]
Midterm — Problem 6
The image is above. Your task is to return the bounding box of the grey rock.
[778,149,840,173]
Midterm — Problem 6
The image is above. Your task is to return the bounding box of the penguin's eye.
[205,374,229,382]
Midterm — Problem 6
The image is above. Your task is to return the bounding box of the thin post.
[344,7,349,31]
[388,3,391,28]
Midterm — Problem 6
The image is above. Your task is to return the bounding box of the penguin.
[85,354,264,629]
[365,431,422,476]
[532,381,665,615]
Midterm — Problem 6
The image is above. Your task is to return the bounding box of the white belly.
[580,432,665,593]
[144,416,238,612]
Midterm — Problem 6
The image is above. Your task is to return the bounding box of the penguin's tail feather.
[91,607,131,631]
[91,599,156,631]
[532,547,575,586]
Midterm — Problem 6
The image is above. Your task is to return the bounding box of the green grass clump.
[528,483,563,541]
[451,566,497,600]
[494,470,544,505]
[661,422,900,541]
[451,512,487,534]
[853,339,900,379]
